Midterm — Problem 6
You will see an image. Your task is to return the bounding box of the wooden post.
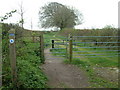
[39,34,45,63]
[32,31,35,42]
[52,40,54,48]
[69,34,73,62]
[0,24,2,87]
[66,39,68,59]
[63,40,64,44]
[9,29,17,87]
[33,36,35,42]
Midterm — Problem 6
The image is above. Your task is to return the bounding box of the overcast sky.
[0,0,119,30]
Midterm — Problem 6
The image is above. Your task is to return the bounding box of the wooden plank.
[9,29,17,87]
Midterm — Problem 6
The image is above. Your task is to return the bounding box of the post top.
[9,29,15,34]
[68,34,72,38]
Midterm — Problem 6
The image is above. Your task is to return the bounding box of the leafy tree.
[0,10,17,22]
[103,25,115,29]
[39,2,83,30]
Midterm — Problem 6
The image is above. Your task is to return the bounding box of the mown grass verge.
[64,58,118,88]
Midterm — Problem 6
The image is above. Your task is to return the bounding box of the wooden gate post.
[0,25,2,87]
[69,34,73,62]
[9,29,17,87]
[39,34,45,63]
[32,31,35,43]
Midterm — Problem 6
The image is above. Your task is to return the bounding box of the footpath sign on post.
[9,29,17,87]
[9,39,15,44]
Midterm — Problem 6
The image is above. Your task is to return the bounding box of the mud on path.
[41,48,89,88]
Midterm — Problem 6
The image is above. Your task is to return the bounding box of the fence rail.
[73,46,119,48]
[73,36,120,38]
[73,42,120,44]
[73,55,118,58]
[73,50,120,52]
[47,35,119,62]
[73,53,119,56]
[50,48,66,50]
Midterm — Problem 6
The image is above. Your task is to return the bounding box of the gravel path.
[41,48,89,88]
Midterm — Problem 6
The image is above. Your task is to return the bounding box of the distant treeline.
[58,28,119,47]
[58,28,119,36]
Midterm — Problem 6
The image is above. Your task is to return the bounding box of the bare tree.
[39,2,83,30]
[17,1,25,28]
[31,18,33,30]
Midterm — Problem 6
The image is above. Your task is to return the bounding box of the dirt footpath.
[41,48,89,88]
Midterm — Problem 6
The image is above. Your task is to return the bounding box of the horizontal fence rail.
[73,53,119,56]
[73,46,120,48]
[73,36,120,38]
[45,52,66,54]
[55,55,66,56]
[54,43,67,45]
[73,50,120,52]
[50,48,66,50]
[73,55,118,58]
[51,39,67,41]
[45,43,67,45]
[45,58,65,60]
[73,42,120,44]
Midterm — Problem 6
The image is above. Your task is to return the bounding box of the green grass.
[72,47,118,67]
[64,58,118,88]
[50,40,118,67]
[43,32,57,48]
[43,31,67,48]
[46,32,119,88]
[2,29,48,88]
[44,30,119,88]
[15,37,48,88]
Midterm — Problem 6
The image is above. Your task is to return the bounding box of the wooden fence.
[8,29,45,87]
